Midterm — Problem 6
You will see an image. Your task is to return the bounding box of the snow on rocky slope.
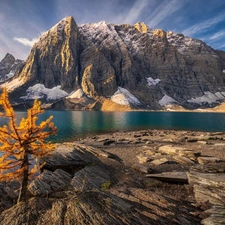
[20,84,68,101]
[111,87,141,106]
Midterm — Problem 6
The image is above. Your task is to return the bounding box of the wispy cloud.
[212,42,225,50]
[123,0,149,24]
[0,13,4,21]
[209,30,225,41]
[183,13,225,37]
[146,0,187,28]
[14,37,39,47]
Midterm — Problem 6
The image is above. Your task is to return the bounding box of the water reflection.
[112,112,127,128]
[1,111,225,142]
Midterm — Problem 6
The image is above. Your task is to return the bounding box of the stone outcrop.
[188,163,225,224]
[3,16,225,110]
[2,129,225,224]
[0,140,203,225]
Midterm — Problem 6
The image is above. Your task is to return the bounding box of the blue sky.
[0,0,225,60]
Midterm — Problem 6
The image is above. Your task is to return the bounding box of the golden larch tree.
[0,88,57,203]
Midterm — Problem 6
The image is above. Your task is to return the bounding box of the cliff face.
[4,16,225,110]
[17,16,80,92]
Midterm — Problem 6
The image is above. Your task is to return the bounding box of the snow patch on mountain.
[79,21,110,42]
[66,89,84,99]
[223,70,225,73]
[111,87,141,105]
[159,95,178,106]
[166,31,214,55]
[20,84,68,101]
[187,91,225,104]
[0,71,15,82]
[146,77,161,86]
[79,22,142,55]
[167,32,196,55]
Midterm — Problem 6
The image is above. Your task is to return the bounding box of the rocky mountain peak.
[3,16,225,110]
[134,22,149,33]
[0,53,24,83]
[11,16,80,94]
[37,16,77,48]
[1,53,15,65]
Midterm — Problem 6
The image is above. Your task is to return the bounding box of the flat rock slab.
[158,145,186,155]
[136,154,151,163]
[149,158,169,165]
[96,138,110,142]
[197,156,223,165]
[197,141,207,145]
[214,143,225,146]
[146,172,188,183]
[173,155,195,166]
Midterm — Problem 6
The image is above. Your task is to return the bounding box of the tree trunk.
[17,149,29,204]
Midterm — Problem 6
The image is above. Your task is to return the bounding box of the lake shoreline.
[0,128,225,224]
[74,128,225,224]
[76,128,225,168]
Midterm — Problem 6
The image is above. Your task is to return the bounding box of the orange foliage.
[0,88,57,182]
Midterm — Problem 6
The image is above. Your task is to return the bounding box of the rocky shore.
[0,129,225,224]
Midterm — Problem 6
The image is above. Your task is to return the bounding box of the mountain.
[2,16,225,110]
[0,53,24,83]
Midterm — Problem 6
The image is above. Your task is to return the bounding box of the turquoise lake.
[2,111,225,142]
